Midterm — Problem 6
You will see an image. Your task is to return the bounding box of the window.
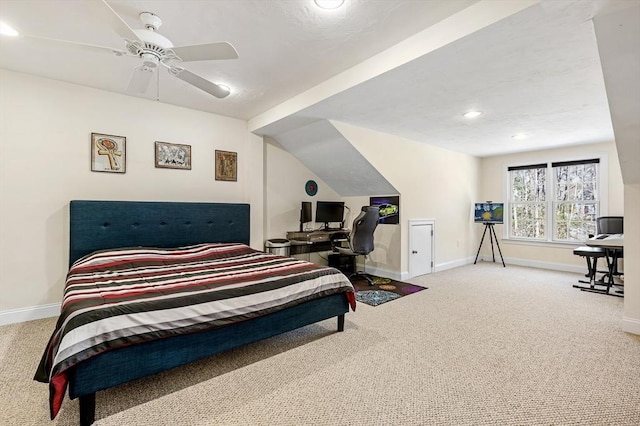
[552,159,599,241]
[507,158,602,243]
[508,164,547,239]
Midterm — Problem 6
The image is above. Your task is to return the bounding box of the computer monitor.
[300,201,312,231]
[315,201,345,230]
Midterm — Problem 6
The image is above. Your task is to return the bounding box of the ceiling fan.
[20,0,238,98]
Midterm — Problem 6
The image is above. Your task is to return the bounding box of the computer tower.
[328,254,355,274]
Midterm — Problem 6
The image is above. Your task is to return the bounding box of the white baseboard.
[365,265,402,281]
[0,303,60,326]
[401,255,584,280]
[478,255,584,274]
[621,317,640,336]
[400,257,475,280]
[435,257,475,273]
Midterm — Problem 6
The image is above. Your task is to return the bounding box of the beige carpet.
[2,262,640,425]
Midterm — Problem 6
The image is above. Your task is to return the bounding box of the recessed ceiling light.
[0,22,19,37]
[314,0,345,9]
[463,111,482,119]
[511,133,528,140]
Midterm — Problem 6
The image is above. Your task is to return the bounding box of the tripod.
[474,223,505,267]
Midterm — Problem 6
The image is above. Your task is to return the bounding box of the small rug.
[350,275,427,306]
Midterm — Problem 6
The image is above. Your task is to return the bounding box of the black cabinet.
[328,254,355,274]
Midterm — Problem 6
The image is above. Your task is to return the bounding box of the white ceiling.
[0,0,475,119]
[0,0,636,164]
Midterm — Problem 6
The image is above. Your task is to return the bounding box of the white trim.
[403,254,589,278]
[503,151,609,243]
[402,256,476,278]
[0,303,60,326]
[621,317,640,336]
[435,256,475,272]
[481,255,585,273]
[366,265,402,281]
[501,238,583,250]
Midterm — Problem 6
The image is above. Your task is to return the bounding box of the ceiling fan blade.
[171,42,238,62]
[22,34,128,56]
[127,66,154,93]
[87,0,142,42]
[169,67,230,98]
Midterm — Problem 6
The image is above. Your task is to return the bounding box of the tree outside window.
[553,160,599,241]
[509,164,547,239]
[508,159,599,242]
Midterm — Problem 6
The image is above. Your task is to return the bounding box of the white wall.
[622,183,640,334]
[333,121,481,278]
[0,70,263,321]
[3,70,636,333]
[264,137,342,264]
[479,142,624,271]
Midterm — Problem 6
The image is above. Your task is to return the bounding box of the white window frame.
[552,160,600,242]
[502,152,608,246]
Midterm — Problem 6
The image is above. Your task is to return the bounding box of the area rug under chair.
[350,275,427,306]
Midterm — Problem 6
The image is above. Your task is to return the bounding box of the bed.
[34,200,355,425]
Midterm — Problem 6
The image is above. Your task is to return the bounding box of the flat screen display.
[315,201,345,228]
[474,202,504,224]
[300,201,312,223]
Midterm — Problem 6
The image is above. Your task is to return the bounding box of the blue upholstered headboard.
[69,200,250,266]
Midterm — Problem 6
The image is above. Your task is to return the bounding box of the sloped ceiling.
[273,120,396,197]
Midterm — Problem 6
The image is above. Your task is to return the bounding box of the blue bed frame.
[66,201,350,425]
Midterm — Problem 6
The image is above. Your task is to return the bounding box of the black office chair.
[333,206,379,285]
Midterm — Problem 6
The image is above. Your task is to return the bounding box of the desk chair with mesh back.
[333,206,379,285]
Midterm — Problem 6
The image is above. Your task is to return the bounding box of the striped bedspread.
[35,243,355,419]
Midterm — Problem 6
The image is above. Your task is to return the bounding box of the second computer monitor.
[315,201,344,230]
[300,201,312,231]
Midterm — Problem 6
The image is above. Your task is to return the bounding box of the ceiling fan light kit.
[139,12,162,31]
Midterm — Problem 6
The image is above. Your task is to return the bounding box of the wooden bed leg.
[79,393,96,426]
[337,314,345,332]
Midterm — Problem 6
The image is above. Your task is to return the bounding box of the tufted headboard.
[69,200,250,266]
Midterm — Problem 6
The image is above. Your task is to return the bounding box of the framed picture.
[91,132,126,173]
[155,141,192,170]
[215,150,237,181]
[370,195,400,224]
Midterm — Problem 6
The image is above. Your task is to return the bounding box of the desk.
[584,234,624,297]
[286,229,349,256]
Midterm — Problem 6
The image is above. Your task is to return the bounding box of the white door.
[409,220,434,278]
